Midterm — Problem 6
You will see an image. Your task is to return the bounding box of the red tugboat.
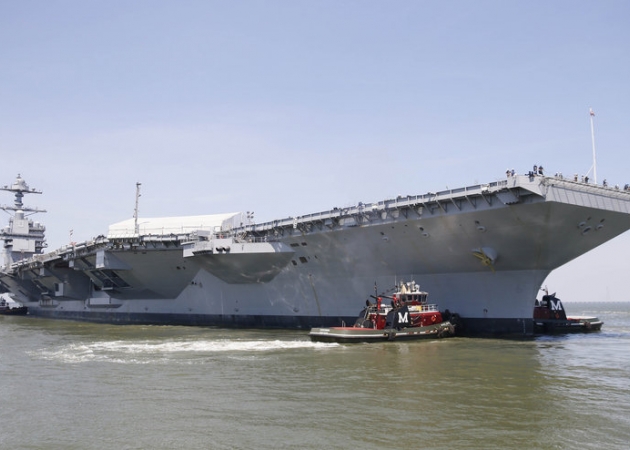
[533,290,603,333]
[309,281,458,343]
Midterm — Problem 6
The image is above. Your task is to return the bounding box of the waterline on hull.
[24,309,535,336]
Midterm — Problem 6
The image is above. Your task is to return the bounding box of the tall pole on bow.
[589,108,597,184]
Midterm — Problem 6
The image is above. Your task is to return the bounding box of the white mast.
[589,108,597,184]
[134,182,141,235]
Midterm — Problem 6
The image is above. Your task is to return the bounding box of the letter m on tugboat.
[549,298,563,312]
[397,310,409,325]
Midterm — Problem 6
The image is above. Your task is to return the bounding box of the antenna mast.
[134,182,141,235]
[0,174,46,216]
[589,108,597,184]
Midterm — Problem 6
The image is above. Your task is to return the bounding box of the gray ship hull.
[3,175,630,336]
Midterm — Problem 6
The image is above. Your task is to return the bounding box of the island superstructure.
[2,172,630,335]
[0,175,46,268]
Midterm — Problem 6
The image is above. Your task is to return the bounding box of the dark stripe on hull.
[27,309,352,329]
[25,309,535,336]
[460,317,534,337]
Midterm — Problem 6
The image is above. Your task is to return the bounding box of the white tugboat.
[0,295,28,315]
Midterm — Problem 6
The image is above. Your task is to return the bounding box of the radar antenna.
[0,173,47,216]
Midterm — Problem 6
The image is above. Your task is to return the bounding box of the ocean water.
[1,302,629,450]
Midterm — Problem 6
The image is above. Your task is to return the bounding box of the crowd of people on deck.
[505,165,545,178]
[506,164,630,191]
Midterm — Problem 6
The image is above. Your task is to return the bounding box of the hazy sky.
[1,1,629,301]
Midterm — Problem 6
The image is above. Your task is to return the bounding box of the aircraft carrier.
[2,172,630,335]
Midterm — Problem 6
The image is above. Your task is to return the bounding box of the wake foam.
[30,338,338,364]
